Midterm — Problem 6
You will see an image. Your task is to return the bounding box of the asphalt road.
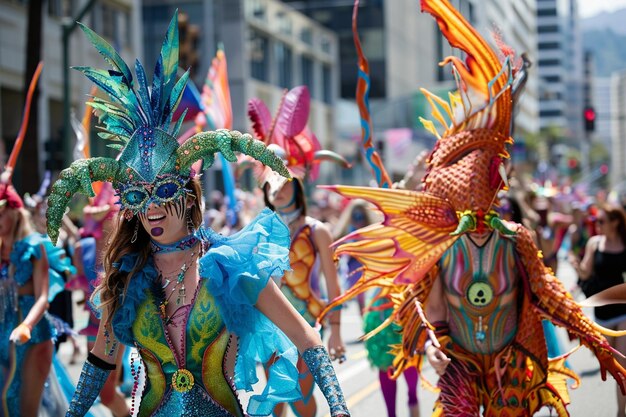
[58,259,621,417]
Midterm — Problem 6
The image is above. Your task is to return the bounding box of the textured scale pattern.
[280,225,325,325]
[321,0,626,415]
[301,346,350,417]
[66,361,111,417]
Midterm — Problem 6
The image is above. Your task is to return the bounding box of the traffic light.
[567,158,578,170]
[178,12,200,77]
[584,107,596,132]
[600,164,609,175]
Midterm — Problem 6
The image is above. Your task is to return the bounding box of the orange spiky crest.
[419,0,518,215]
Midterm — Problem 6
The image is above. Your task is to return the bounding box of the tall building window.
[537,8,557,16]
[301,28,313,46]
[101,4,118,42]
[538,25,559,34]
[276,11,293,36]
[249,30,269,82]
[322,64,332,105]
[301,55,315,95]
[538,42,560,50]
[275,41,293,88]
[539,109,562,117]
[249,0,267,21]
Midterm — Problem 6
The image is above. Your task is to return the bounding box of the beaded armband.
[66,353,115,417]
[302,345,350,417]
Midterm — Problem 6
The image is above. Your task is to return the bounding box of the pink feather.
[275,86,310,139]
[247,98,272,142]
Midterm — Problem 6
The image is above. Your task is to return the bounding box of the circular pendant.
[466,281,494,307]
[171,368,194,393]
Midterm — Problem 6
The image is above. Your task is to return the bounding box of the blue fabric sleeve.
[199,208,302,416]
[103,253,156,346]
[12,233,76,302]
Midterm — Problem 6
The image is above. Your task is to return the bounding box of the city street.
[58,258,621,417]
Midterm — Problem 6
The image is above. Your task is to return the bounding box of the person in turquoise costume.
[0,62,76,417]
[0,183,76,417]
[52,12,350,417]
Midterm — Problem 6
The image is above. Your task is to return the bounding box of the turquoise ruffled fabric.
[12,233,75,302]
[200,208,301,416]
[107,253,156,346]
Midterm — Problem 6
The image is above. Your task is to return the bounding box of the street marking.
[349,349,367,361]
[321,380,381,417]
[335,357,370,384]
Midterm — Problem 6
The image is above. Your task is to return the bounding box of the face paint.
[151,227,164,236]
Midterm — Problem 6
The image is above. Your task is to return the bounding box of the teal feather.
[107,144,124,151]
[97,131,123,141]
[171,108,188,138]
[163,70,189,127]
[88,99,133,124]
[88,103,134,138]
[75,67,144,127]
[157,12,180,117]
[78,22,134,90]
[151,56,163,123]
[134,60,153,125]
[96,119,133,138]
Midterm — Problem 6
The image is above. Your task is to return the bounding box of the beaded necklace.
[150,232,200,254]
[154,242,200,323]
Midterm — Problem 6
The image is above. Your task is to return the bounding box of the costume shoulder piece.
[199,207,302,415]
[12,233,75,302]
[46,11,290,244]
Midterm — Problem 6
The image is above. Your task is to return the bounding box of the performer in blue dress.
[49,12,350,417]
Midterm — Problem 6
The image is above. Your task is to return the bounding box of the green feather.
[78,22,134,90]
[163,70,189,127]
[134,59,153,125]
[171,108,188,138]
[159,12,180,105]
[76,67,144,127]
[151,56,163,123]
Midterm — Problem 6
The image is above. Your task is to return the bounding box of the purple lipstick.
[150,227,164,237]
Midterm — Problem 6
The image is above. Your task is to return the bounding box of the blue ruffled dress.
[108,209,301,417]
[0,233,75,416]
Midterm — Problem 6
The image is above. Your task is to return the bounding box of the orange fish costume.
[322,1,626,416]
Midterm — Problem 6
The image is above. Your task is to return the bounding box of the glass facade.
[249,29,270,82]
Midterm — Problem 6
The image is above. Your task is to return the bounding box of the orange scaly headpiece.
[419,0,524,228]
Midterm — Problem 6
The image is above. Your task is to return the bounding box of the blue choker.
[150,232,200,254]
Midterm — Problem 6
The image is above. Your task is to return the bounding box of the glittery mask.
[118,174,189,214]
[45,11,290,244]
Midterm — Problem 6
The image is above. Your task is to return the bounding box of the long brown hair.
[601,203,626,247]
[95,178,204,326]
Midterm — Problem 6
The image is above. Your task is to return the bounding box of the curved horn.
[450,213,475,236]
[489,216,517,236]
[178,129,291,179]
[313,150,352,169]
[46,157,127,244]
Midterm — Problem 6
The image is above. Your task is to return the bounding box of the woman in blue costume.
[0,182,75,416]
[50,12,349,417]
[0,62,75,417]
